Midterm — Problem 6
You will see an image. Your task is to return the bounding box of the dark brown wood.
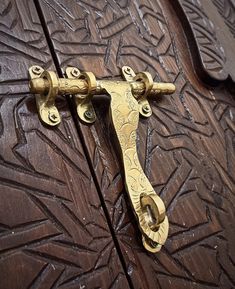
[213,0,235,37]
[1,0,235,288]
[0,0,52,83]
[173,0,235,84]
[0,1,129,288]
[37,0,235,288]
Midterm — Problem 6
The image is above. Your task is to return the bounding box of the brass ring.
[134,72,153,99]
[41,70,59,106]
[139,193,168,247]
[142,216,169,252]
[140,194,166,230]
[78,72,96,98]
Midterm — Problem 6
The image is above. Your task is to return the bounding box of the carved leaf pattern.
[174,0,235,83]
[213,0,235,37]
[176,0,226,76]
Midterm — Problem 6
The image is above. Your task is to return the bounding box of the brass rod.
[29,78,175,98]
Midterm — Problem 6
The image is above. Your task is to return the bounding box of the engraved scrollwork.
[100,81,169,252]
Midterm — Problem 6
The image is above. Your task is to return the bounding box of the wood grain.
[213,0,235,37]
[37,0,235,288]
[0,1,129,288]
[0,0,53,83]
[173,0,235,84]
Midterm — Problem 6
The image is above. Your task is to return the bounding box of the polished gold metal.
[29,66,61,126]
[65,67,97,124]
[29,65,175,252]
[99,80,170,252]
[122,66,153,117]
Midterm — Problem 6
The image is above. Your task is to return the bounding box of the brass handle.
[100,81,169,252]
[28,65,175,252]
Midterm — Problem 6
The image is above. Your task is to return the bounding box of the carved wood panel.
[213,0,235,37]
[174,0,235,84]
[0,0,52,83]
[37,0,235,288]
[0,1,129,288]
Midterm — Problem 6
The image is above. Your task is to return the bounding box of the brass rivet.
[124,67,131,75]
[71,68,80,77]
[32,66,43,75]
[48,112,59,123]
[84,110,93,120]
[142,104,151,113]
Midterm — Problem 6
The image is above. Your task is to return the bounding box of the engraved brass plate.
[29,65,176,252]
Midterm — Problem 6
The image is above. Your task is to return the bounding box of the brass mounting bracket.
[122,66,153,118]
[65,67,97,124]
[29,66,61,126]
[29,65,176,253]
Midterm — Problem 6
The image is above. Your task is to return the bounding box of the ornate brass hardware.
[29,65,175,252]
[29,66,61,126]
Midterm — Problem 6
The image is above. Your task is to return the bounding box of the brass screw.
[84,110,94,120]
[124,67,132,75]
[32,66,43,75]
[142,104,151,114]
[71,68,80,77]
[48,112,59,123]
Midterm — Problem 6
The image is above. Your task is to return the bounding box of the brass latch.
[29,65,175,253]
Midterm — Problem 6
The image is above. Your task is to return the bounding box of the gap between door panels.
[32,1,134,288]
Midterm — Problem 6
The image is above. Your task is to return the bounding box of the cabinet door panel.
[38,0,235,288]
[0,1,129,288]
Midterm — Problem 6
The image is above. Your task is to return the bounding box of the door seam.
[32,1,135,288]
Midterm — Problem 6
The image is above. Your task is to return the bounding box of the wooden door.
[0,1,234,289]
